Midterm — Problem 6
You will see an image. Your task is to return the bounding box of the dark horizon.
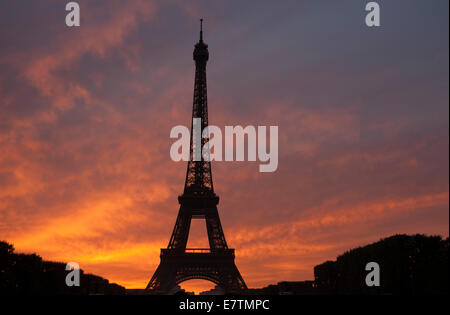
[2,233,448,295]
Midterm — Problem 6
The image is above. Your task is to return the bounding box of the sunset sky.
[0,0,448,293]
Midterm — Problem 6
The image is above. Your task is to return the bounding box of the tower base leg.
[146,250,247,294]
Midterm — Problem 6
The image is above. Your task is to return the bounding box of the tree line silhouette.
[246,234,448,295]
[0,241,125,295]
[1,234,448,295]
[314,234,449,294]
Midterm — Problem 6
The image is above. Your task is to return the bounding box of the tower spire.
[200,18,203,42]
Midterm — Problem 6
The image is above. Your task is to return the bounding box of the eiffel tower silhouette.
[146,20,247,294]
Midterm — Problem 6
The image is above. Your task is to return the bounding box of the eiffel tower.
[146,20,247,294]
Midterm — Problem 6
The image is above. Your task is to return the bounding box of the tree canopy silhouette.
[0,241,125,295]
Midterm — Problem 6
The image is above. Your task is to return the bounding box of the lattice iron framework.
[146,20,247,294]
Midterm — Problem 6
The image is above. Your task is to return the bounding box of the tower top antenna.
[200,18,203,42]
